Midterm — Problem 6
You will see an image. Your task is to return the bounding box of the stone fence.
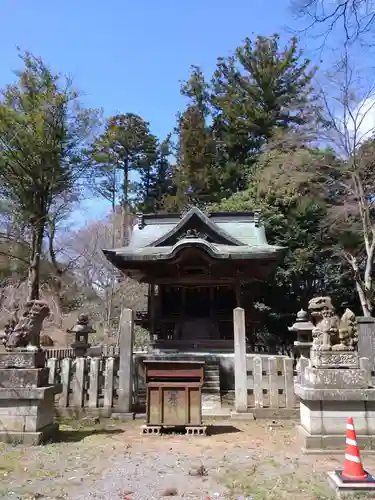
[45,353,297,417]
[44,345,148,360]
[246,355,295,409]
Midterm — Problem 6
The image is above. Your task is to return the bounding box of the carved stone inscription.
[310,350,359,369]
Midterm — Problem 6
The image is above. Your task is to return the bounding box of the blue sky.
[0,0,327,227]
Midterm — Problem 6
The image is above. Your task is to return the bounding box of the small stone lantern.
[288,309,314,360]
[67,314,95,357]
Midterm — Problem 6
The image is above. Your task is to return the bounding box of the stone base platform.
[295,383,375,454]
[327,470,375,497]
[298,426,375,454]
[0,385,62,445]
[0,422,59,445]
[230,411,255,420]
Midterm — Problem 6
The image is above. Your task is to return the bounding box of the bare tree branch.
[318,52,375,315]
[291,0,375,47]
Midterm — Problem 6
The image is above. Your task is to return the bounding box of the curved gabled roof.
[102,207,286,270]
[127,207,272,249]
[149,207,244,247]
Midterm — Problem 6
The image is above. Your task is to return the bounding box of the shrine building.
[103,206,285,350]
[103,207,286,410]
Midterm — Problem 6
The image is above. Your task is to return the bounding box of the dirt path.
[0,418,374,500]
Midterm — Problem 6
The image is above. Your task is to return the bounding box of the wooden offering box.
[144,360,205,427]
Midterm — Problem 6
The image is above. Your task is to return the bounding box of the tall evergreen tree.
[138,136,174,213]
[90,113,157,241]
[173,35,316,201]
[211,35,315,173]
[169,105,217,210]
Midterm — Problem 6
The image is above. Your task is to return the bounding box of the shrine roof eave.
[103,240,286,268]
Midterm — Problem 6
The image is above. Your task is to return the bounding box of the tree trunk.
[27,221,45,301]
[106,202,117,332]
[355,280,372,317]
[52,273,64,328]
[121,161,129,246]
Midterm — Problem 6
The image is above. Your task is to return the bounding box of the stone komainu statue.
[308,296,358,351]
[5,300,50,349]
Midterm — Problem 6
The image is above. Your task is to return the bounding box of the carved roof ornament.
[178,228,208,241]
[180,202,197,218]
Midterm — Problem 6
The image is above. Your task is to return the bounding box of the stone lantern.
[288,309,314,360]
[67,314,95,357]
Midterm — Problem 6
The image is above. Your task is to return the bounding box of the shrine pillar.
[233,307,248,413]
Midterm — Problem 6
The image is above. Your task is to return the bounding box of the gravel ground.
[1,418,375,500]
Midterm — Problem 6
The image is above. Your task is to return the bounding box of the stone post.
[357,316,375,369]
[113,308,135,419]
[233,307,248,413]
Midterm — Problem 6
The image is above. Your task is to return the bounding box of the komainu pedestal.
[0,301,62,445]
[0,350,62,445]
[295,296,375,454]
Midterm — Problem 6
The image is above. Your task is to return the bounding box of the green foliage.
[211,34,315,159]
[165,34,317,208]
[213,142,361,338]
[91,113,172,214]
[0,33,369,331]
[0,52,96,299]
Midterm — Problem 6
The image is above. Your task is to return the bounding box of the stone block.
[310,350,359,369]
[0,385,61,400]
[0,423,59,445]
[327,470,375,498]
[0,393,55,433]
[202,393,221,412]
[0,351,46,369]
[0,368,49,388]
[304,366,367,388]
[298,425,375,454]
[295,384,375,401]
[230,411,255,420]
[299,400,375,435]
[0,384,61,445]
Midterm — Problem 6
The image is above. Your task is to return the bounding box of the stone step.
[202,388,221,394]
[204,366,219,373]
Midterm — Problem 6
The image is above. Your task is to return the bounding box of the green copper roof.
[128,207,269,248]
[103,207,285,266]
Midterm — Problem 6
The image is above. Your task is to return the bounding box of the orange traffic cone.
[342,416,368,480]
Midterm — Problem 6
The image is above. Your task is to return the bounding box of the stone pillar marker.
[233,307,248,413]
[113,307,135,419]
[357,316,375,367]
